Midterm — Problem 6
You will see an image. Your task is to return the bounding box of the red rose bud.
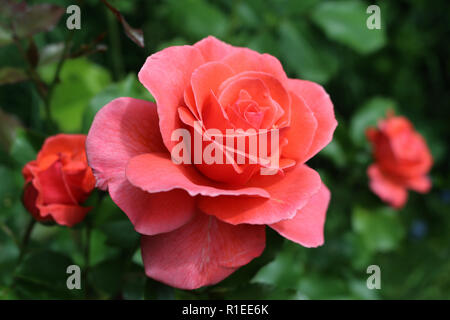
[366,114,433,209]
[22,134,96,227]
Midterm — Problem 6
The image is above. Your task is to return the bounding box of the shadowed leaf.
[0,67,28,85]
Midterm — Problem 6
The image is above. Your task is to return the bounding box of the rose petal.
[37,160,77,205]
[108,180,196,235]
[281,92,318,163]
[126,152,270,198]
[287,79,337,161]
[406,175,431,193]
[37,134,86,164]
[138,45,205,152]
[219,71,291,126]
[141,212,266,289]
[190,61,234,117]
[270,183,330,247]
[222,49,288,82]
[37,203,90,227]
[194,36,238,62]
[368,164,408,209]
[86,97,166,190]
[86,97,195,235]
[198,164,322,225]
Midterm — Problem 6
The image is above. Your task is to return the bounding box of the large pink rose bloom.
[86,36,337,289]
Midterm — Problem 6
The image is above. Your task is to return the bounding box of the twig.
[17,219,36,264]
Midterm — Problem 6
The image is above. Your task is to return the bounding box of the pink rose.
[86,36,337,289]
[367,114,433,208]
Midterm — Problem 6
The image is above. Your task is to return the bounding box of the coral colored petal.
[37,134,86,164]
[287,79,337,161]
[126,152,270,198]
[86,97,166,190]
[282,92,318,163]
[222,49,288,81]
[191,62,234,117]
[406,175,431,193]
[202,91,233,132]
[368,164,408,209]
[108,180,196,235]
[86,97,195,235]
[194,36,238,62]
[270,183,330,247]
[141,212,266,289]
[37,161,77,205]
[219,71,291,126]
[198,164,322,225]
[138,45,205,152]
[37,203,90,227]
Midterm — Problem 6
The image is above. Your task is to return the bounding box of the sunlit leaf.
[311,0,386,54]
[352,207,406,252]
[278,21,338,84]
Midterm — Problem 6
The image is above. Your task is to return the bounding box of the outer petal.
[138,45,205,152]
[86,97,166,189]
[198,164,322,225]
[287,79,337,161]
[270,183,330,247]
[37,203,90,227]
[141,212,266,290]
[37,134,86,163]
[86,97,195,235]
[193,36,238,62]
[368,164,408,209]
[108,181,195,236]
[281,92,318,163]
[406,175,431,193]
[126,152,270,198]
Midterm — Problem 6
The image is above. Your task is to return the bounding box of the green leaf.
[144,278,175,300]
[311,0,386,54]
[9,128,39,167]
[14,250,82,298]
[39,58,111,132]
[252,241,305,290]
[0,225,20,286]
[350,96,397,146]
[89,229,120,266]
[82,73,152,133]
[101,220,139,249]
[0,109,21,151]
[0,26,13,47]
[89,257,124,298]
[278,21,338,84]
[0,67,28,85]
[319,139,346,167]
[165,0,228,39]
[0,165,21,214]
[352,207,405,252]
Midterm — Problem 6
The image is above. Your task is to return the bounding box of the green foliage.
[311,0,386,54]
[39,58,111,132]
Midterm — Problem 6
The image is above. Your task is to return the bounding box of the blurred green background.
[0,0,449,299]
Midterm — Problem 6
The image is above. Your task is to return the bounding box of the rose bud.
[366,114,433,208]
[22,134,96,227]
